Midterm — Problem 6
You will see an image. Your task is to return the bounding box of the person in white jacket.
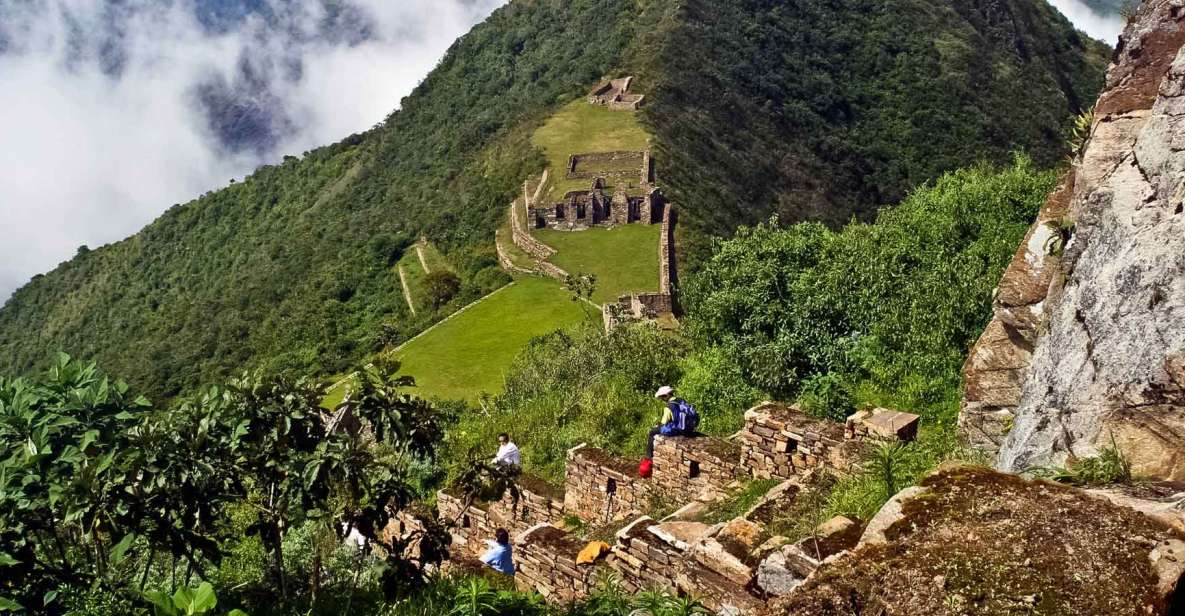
[493,433,521,467]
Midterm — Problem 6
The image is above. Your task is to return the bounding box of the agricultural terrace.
[535,224,661,304]
[532,99,651,199]
[391,277,595,401]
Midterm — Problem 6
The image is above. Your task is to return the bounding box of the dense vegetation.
[0,354,464,614]
[645,0,1108,247]
[447,160,1053,527]
[0,0,643,400]
[685,156,1056,424]
[0,0,1107,403]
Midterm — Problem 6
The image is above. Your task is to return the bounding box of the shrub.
[796,373,853,422]
[423,271,463,309]
[448,324,688,483]
[676,346,764,436]
[686,157,1056,423]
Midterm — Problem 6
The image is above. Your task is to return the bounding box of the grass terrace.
[532,99,651,199]
[391,277,595,401]
[535,225,661,304]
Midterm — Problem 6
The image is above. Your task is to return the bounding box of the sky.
[0,0,505,300]
[0,0,1123,301]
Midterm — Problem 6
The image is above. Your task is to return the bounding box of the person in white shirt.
[493,433,521,467]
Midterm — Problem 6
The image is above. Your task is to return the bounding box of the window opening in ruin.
[462,515,471,529]
[577,204,586,219]
[689,461,701,479]
[784,439,799,454]
[606,477,618,495]
[556,205,565,219]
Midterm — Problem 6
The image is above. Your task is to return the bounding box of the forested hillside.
[0,0,1109,400]
[645,0,1110,239]
[0,0,649,399]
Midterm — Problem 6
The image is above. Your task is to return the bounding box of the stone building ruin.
[587,76,644,110]
[532,150,660,231]
[413,403,921,614]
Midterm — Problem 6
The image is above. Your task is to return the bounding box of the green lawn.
[391,277,594,401]
[532,100,651,199]
[535,225,661,304]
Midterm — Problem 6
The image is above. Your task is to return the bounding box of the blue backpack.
[663,399,700,435]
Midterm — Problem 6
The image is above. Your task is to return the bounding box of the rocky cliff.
[961,0,1185,481]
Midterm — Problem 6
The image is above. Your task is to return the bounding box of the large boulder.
[764,466,1185,615]
[960,0,1185,481]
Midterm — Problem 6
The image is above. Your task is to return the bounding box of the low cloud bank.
[0,0,503,300]
[1047,0,1125,43]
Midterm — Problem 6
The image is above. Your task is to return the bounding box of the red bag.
[638,458,653,478]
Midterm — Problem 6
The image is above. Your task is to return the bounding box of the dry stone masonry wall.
[651,435,742,503]
[436,474,565,557]
[739,404,917,480]
[564,444,654,524]
[514,524,602,603]
[430,404,922,614]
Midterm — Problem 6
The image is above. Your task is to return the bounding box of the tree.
[0,354,238,612]
[564,273,597,317]
[423,271,461,310]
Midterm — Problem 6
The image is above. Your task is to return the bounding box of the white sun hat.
[654,385,675,398]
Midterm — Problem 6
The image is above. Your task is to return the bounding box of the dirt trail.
[398,265,417,316]
[416,242,431,273]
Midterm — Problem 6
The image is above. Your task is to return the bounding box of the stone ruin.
[420,403,921,614]
[587,76,644,110]
[533,150,659,231]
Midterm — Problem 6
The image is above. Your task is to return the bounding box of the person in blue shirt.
[480,528,516,576]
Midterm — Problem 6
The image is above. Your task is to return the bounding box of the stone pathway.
[416,241,431,273]
[398,265,417,316]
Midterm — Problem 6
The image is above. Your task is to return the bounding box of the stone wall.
[564,444,654,524]
[566,151,647,182]
[511,175,558,261]
[495,235,535,276]
[503,172,571,281]
[436,474,566,557]
[515,524,602,603]
[658,202,674,296]
[651,435,742,502]
[607,516,764,614]
[739,403,919,480]
[605,516,682,594]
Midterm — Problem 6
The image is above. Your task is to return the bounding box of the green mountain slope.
[645,0,1110,239]
[0,0,1109,400]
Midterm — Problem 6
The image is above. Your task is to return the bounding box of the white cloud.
[1046,0,1125,44]
[0,0,504,300]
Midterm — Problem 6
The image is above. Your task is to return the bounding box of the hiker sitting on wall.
[492,432,521,467]
[644,386,700,461]
[480,528,516,576]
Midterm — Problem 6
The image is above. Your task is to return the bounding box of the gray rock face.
[997,1,1185,481]
[755,551,804,597]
